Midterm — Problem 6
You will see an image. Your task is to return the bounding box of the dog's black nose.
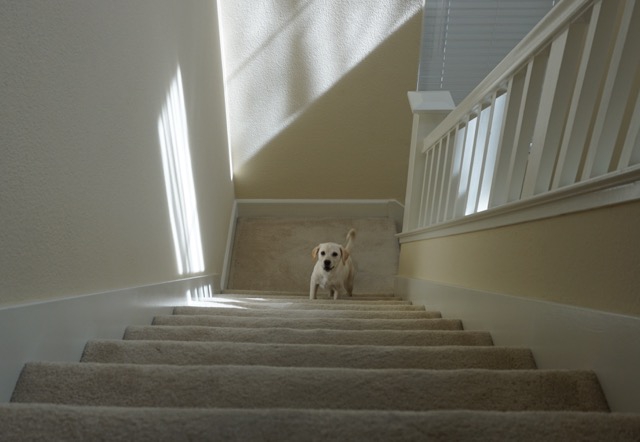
[324,260,331,266]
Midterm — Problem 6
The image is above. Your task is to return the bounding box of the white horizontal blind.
[418,0,555,104]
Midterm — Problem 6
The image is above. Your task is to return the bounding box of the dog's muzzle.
[323,260,334,272]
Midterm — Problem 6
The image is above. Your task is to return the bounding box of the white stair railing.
[402,0,640,235]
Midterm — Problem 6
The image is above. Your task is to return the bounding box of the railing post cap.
[407,91,455,113]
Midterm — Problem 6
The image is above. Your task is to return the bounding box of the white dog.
[309,229,356,300]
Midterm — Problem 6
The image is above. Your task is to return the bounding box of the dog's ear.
[340,247,350,264]
[312,246,320,260]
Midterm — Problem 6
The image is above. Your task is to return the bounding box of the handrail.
[403,0,640,234]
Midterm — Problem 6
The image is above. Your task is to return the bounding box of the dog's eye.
[332,252,338,257]
[320,251,325,256]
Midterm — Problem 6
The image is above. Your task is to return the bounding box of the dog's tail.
[344,228,356,252]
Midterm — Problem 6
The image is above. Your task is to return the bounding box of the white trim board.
[220,200,239,292]
[0,274,217,403]
[395,276,640,413]
[398,171,640,243]
[235,199,404,232]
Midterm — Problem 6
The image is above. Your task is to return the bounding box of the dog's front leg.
[310,281,318,300]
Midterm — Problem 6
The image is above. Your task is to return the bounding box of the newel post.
[402,91,455,232]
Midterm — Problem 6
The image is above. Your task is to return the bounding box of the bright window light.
[158,67,205,275]
[216,0,234,180]
[457,115,478,204]
[465,105,492,215]
[478,93,507,211]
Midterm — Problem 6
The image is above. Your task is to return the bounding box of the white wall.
[0,0,235,307]
[219,0,423,201]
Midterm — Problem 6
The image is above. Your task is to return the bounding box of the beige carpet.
[151,314,463,330]
[227,217,399,293]
[12,363,607,411]
[81,340,537,369]
[172,300,426,310]
[173,305,442,318]
[2,406,640,442]
[4,292,640,439]
[123,325,495,346]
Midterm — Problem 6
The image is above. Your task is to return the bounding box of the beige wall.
[0,1,235,307]
[219,0,423,201]
[398,200,640,317]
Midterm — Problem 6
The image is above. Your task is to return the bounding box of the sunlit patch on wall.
[158,67,205,275]
[219,1,424,172]
[187,284,214,303]
[216,0,234,180]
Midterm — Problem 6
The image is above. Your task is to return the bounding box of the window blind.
[418,0,556,104]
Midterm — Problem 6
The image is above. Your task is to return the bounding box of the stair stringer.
[0,274,217,402]
[396,276,640,412]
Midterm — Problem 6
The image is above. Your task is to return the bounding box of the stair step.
[173,306,441,319]
[197,299,427,311]
[152,315,461,330]
[124,325,493,346]
[223,291,399,298]
[219,293,411,304]
[2,405,638,442]
[12,363,609,412]
[82,340,536,369]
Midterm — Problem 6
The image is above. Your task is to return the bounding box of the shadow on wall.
[236,12,422,200]
[222,1,423,200]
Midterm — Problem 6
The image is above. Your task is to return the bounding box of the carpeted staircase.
[2,217,640,439]
[2,292,640,440]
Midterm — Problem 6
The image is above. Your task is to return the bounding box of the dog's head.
[311,242,349,272]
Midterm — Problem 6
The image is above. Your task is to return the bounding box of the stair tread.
[1,405,638,442]
[124,325,494,346]
[222,291,399,297]
[81,339,536,369]
[218,293,412,304]
[152,315,462,330]
[194,299,427,311]
[173,306,441,319]
[12,362,609,412]
[219,290,411,305]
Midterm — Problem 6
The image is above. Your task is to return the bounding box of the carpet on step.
[172,306,441,319]
[123,326,494,346]
[195,299,426,311]
[81,340,536,369]
[12,363,608,412]
[151,315,462,330]
[1,405,639,442]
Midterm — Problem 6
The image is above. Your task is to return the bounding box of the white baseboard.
[220,200,239,292]
[395,276,640,413]
[0,274,217,402]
